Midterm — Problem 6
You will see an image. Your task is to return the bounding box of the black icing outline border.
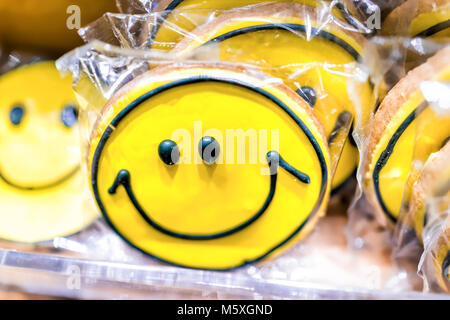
[201,23,361,60]
[372,102,428,222]
[91,76,328,270]
[414,19,450,38]
[151,0,365,43]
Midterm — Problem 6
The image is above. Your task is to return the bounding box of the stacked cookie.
[362,45,449,292]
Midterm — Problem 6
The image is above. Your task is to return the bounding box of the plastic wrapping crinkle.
[394,77,450,293]
[418,177,450,293]
[54,1,379,272]
[116,0,158,13]
[347,32,449,292]
[347,0,450,248]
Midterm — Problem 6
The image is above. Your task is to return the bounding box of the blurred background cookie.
[363,47,450,224]
[0,61,98,243]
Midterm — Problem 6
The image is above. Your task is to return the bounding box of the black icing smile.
[108,151,310,241]
[0,166,80,191]
[373,102,428,222]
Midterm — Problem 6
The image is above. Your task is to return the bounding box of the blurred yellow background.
[0,0,117,55]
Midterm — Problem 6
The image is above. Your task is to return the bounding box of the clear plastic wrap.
[347,35,449,292]
[393,78,450,293]
[419,177,450,293]
[343,0,407,24]
[116,0,158,13]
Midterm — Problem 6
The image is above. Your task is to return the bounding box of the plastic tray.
[0,215,449,300]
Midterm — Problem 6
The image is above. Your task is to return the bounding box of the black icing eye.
[10,105,25,126]
[61,104,78,128]
[296,86,317,107]
[199,136,220,165]
[158,140,180,165]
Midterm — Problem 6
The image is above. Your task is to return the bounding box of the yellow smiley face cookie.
[364,47,450,223]
[89,65,331,270]
[171,3,374,192]
[427,218,450,293]
[0,61,98,243]
[151,0,349,50]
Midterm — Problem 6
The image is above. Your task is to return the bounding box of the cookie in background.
[170,2,375,193]
[408,143,450,293]
[362,47,449,227]
[0,60,98,243]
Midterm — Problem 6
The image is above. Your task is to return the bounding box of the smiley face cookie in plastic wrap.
[151,0,349,50]
[407,143,450,292]
[0,61,98,243]
[363,47,450,224]
[88,64,331,270]
[171,3,374,192]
